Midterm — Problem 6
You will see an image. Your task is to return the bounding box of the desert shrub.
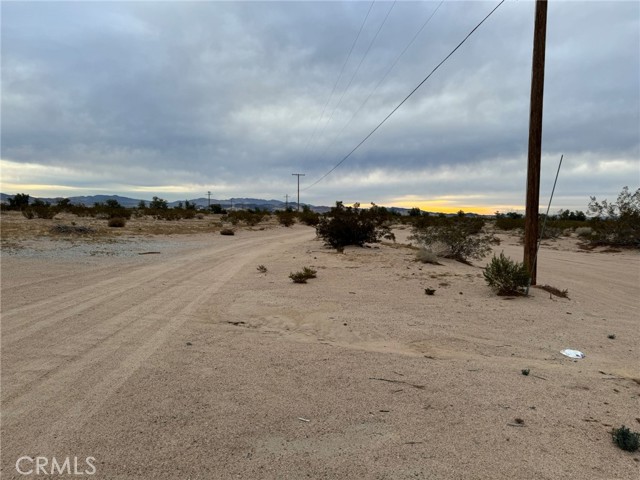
[108,217,126,228]
[556,209,587,221]
[148,207,196,220]
[298,206,320,226]
[220,228,235,236]
[277,210,296,227]
[149,196,169,209]
[257,265,268,273]
[496,216,525,231]
[7,193,30,210]
[18,199,56,219]
[289,272,308,283]
[575,226,593,238]
[483,252,530,295]
[50,224,96,234]
[301,267,317,279]
[34,205,58,219]
[21,208,35,219]
[224,210,266,226]
[415,248,439,264]
[411,217,498,263]
[588,187,640,247]
[611,425,640,452]
[289,266,317,283]
[539,226,562,240]
[68,205,94,217]
[55,198,72,211]
[209,204,226,214]
[316,202,393,249]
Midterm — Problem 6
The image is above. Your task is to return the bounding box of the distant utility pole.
[292,173,305,212]
[284,194,289,210]
[523,0,548,286]
[207,191,211,208]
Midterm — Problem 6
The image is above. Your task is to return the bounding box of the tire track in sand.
[1,229,313,457]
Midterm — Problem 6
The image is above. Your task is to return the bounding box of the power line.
[311,1,398,151]
[299,1,375,162]
[303,0,506,191]
[312,0,446,169]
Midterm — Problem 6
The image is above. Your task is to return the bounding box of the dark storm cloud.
[1,1,638,209]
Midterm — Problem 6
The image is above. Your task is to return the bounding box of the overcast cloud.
[1,0,638,212]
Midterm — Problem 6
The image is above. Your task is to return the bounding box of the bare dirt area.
[1,218,639,479]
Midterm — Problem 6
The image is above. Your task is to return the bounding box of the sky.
[1,0,639,214]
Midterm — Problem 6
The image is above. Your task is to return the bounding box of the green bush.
[21,208,35,219]
[277,210,296,227]
[411,217,498,263]
[7,193,30,210]
[496,217,525,231]
[209,204,227,214]
[316,202,393,250]
[289,266,317,283]
[223,210,267,226]
[298,206,320,226]
[301,267,317,279]
[611,425,639,452]
[289,272,308,283]
[21,206,57,219]
[483,252,530,296]
[588,187,640,247]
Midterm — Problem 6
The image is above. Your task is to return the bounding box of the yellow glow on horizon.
[390,200,524,215]
[0,183,90,193]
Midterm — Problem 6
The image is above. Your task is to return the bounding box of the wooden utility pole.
[524,0,548,285]
[292,173,305,212]
[207,191,211,209]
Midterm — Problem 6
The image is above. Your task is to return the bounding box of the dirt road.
[1,227,314,478]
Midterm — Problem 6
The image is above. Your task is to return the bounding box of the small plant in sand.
[301,266,317,279]
[289,272,308,283]
[521,369,530,376]
[257,265,268,273]
[220,228,235,236]
[289,266,317,284]
[108,217,126,228]
[415,247,440,264]
[483,252,529,296]
[611,425,640,452]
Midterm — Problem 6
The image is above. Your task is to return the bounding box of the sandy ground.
[1,214,639,479]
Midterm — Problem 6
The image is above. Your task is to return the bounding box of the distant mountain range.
[0,193,482,217]
[0,193,334,213]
